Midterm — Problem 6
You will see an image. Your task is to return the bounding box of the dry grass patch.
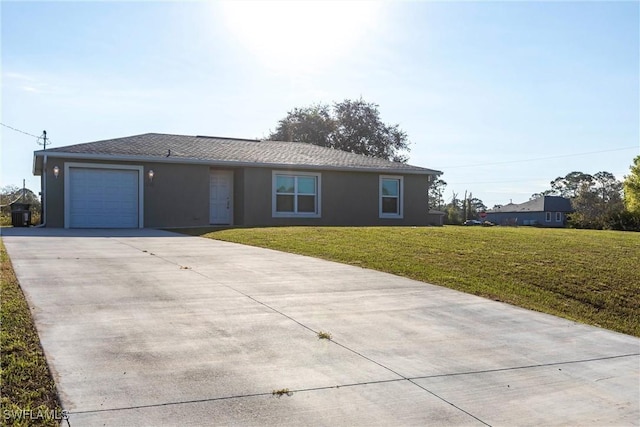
[1,240,62,426]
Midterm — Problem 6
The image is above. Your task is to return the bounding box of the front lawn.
[198,226,639,337]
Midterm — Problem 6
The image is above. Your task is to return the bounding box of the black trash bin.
[10,202,31,227]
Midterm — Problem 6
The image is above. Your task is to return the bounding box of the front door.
[210,170,233,225]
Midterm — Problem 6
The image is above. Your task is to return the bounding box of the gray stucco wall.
[143,163,210,228]
[240,167,431,226]
[232,168,245,226]
[42,158,212,228]
[41,159,434,228]
[42,161,64,227]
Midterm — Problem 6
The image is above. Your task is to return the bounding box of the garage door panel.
[68,168,140,228]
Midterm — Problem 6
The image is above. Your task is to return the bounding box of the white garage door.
[68,167,140,228]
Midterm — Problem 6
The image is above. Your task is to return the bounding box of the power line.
[441,146,638,169]
[1,122,51,146]
[449,170,630,185]
[448,178,545,185]
[1,122,41,139]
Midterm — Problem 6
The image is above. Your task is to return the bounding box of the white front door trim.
[210,170,233,225]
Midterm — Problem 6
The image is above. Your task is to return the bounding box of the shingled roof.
[489,196,573,213]
[34,133,440,175]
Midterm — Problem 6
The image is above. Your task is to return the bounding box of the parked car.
[463,220,483,226]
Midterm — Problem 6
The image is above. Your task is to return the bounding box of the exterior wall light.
[53,166,60,179]
[148,169,155,182]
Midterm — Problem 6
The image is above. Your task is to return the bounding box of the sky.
[2,0,639,208]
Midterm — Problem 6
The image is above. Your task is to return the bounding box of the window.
[380,176,403,218]
[545,212,551,222]
[272,172,320,217]
[555,212,561,222]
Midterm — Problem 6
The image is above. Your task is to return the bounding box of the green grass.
[197,226,640,337]
[1,241,62,426]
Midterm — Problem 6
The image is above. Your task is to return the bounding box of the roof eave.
[32,151,441,176]
[33,153,43,176]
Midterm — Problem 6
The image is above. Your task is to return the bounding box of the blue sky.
[2,0,638,208]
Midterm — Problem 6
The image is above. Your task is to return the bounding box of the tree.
[444,192,463,225]
[441,191,486,224]
[549,171,594,198]
[570,184,606,229]
[467,195,487,218]
[593,171,622,201]
[530,191,554,200]
[428,178,447,211]
[443,192,487,224]
[623,155,640,215]
[0,185,41,215]
[570,172,623,229]
[593,171,623,211]
[536,171,626,229]
[268,98,410,162]
[268,104,334,146]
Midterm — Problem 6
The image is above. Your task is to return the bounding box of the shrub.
[606,210,640,232]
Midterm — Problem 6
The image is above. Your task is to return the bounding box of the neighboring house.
[32,133,442,229]
[485,196,573,227]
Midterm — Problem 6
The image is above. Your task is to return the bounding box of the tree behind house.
[538,170,635,230]
[428,178,447,211]
[268,98,410,162]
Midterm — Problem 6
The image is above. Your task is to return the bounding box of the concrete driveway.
[2,228,639,426]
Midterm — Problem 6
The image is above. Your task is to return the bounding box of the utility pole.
[36,130,48,150]
[463,189,468,221]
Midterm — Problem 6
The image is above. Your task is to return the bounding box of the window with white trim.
[380,176,403,218]
[555,212,561,222]
[545,212,551,222]
[272,172,321,217]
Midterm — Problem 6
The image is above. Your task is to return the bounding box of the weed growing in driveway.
[317,331,332,340]
[272,388,293,397]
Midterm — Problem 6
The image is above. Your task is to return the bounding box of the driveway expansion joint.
[408,353,640,381]
[5,231,637,426]
[112,237,492,426]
